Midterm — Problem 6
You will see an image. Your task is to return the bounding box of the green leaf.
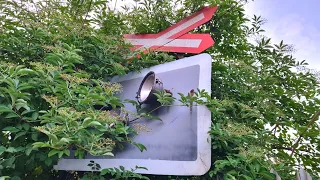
[48,149,60,157]
[261,172,276,179]
[31,133,38,141]
[2,156,15,168]
[14,131,26,140]
[75,149,86,159]
[47,133,58,142]
[39,153,47,161]
[15,102,30,111]
[10,176,20,180]
[0,176,10,180]
[5,147,17,153]
[124,99,139,106]
[22,123,30,131]
[15,146,24,152]
[87,121,102,127]
[31,112,39,120]
[21,109,34,115]
[18,85,34,91]
[100,168,110,175]
[239,174,253,180]
[102,152,114,156]
[5,112,19,118]
[82,117,92,127]
[17,68,35,76]
[120,165,125,171]
[0,105,13,113]
[32,142,50,148]
[63,149,70,156]
[44,158,52,166]
[135,166,148,171]
[133,142,147,152]
[87,94,106,101]
[0,146,6,156]
[3,126,19,133]
[25,146,33,156]
[58,151,64,158]
[59,138,70,144]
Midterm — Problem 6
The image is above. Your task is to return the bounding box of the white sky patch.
[244,1,320,70]
[108,0,136,11]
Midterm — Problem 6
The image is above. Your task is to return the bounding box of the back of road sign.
[54,53,212,176]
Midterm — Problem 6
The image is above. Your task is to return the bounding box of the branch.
[268,124,278,136]
[290,111,320,157]
[272,145,320,156]
[269,117,282,136]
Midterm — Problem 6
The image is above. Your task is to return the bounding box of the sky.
[245,0,320,70]
[109,0,320,70]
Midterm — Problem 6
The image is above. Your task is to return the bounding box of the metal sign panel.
[297,167,312,180]
[54,53,212,175]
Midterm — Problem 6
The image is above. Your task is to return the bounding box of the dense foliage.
[1,0,319,179]
[0,0,172,179]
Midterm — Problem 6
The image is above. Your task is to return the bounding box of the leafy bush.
[0,42,137,177]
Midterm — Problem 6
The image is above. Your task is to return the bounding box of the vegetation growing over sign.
[1,0,320,180]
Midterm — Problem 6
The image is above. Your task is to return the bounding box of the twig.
[269,124,277,135]
[128,104,187,123]
[272,145,320,156]
[114,0,118,11]
[80,0,93,32]
[128,105,163,123]
[290,111,320,157]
